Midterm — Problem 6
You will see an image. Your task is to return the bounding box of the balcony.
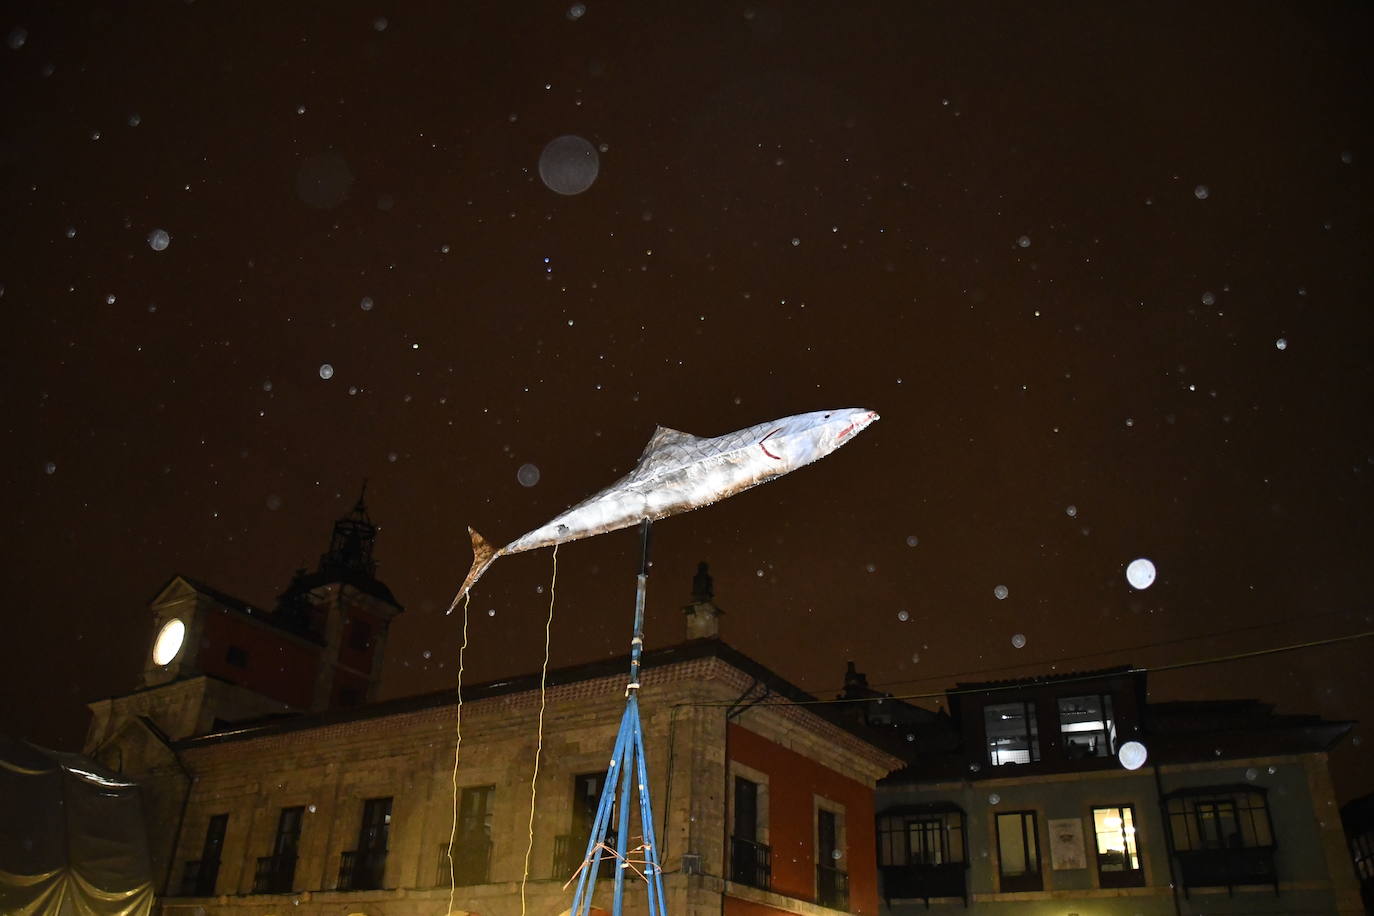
[338,848,387,891]
[730,837,771,891]
[436,836,493,887]
[879,863,969,906]
[178,858,219,897]
[816,864,848,910]
[553,833,618,881]
[1174,846,1279,896]
[252,854,297,894]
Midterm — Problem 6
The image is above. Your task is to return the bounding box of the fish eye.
[824,413,831,418]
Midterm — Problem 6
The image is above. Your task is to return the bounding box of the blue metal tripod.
[567,520,668,916]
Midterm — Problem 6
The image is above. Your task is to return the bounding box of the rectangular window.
[1352,830,1374,881]
[181,813,227,896]
[451,785,494,886]
[877,810,965,867]
[253,807,302,893]
[274,806,304,857]
[1092,805,1144,887]
[731,777,770,889]
[985,701,1040,766]
[1058,695,1116,758]
[909,819,944,866]
[358,797,392,851]
[735,776,759,839]
[995,811,1042,892]
[339,797,391,891]
[573,772,610,838]
[201,813,227,868]
[816,807,848,909]
[1166,790,1273,852]
[1164,788,1278,892]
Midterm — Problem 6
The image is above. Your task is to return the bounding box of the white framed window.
[728,761,771,890]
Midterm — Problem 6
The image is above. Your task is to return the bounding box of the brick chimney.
[683,561,724,639]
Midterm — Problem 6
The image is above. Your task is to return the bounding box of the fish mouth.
[837,409,879,442]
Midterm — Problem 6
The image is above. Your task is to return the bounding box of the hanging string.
[447,590,470,916]
[520,544,558,916]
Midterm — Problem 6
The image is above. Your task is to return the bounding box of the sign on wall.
[1048,817,1087,870]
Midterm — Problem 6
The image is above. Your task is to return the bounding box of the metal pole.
[626,519,652,696]
[572,518,668,916]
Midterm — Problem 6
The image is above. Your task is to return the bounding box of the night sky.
[3,3,1371,803]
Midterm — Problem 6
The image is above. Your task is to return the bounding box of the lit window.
[985,702,1039,766]
[1058,695,1116,758]
[1092,805,1144,887]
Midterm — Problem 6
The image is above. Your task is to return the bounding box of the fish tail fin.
[448,527,499,612]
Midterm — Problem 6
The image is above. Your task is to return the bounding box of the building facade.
[850,667,1363,915]
[81,504,901,916]
[78,503,1363,916]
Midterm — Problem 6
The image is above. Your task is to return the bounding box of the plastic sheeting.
[0,736,154,916]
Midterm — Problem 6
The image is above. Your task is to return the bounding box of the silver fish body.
[453,408,878,604]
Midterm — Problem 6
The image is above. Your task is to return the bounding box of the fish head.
[758,408,879,467]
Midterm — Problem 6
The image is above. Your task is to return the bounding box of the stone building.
[78,500,1364,916]
[82,504,902,916]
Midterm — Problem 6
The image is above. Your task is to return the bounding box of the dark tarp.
[0,735,154,916]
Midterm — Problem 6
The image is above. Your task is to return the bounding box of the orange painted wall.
[196,609,318,708]
[728,722,879,915]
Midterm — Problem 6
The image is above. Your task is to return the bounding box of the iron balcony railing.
[178,858,220,897]
[252,854,297,894]
[817,864,849,910]
[436,836,493,887]
[878,862,970,906]
[730,836,771,891]
[338,848,388,891]
[1174,846,1279,897]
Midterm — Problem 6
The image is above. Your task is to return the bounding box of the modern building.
[836,666,1363,914]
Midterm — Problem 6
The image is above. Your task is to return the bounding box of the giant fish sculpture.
[454,408,879,602]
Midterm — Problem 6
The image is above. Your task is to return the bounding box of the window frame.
[1091,804,1144,888]
[1164,786,1274,852]
[1057,694,1117,759]
[727,762,771,890]
[815,797,848,909]
[984,700,1041,767]
[877,805,966,868]
[994,810,1043,893]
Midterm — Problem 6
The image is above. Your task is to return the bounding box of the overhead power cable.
[675,628,1374,709]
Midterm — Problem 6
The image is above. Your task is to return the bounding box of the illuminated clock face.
[152,618,186,666]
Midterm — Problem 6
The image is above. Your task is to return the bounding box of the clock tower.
[86,488,404,751]
[274,485,404,710]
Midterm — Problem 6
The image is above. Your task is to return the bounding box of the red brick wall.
[196,610,317,708]
[728,722,879,915]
